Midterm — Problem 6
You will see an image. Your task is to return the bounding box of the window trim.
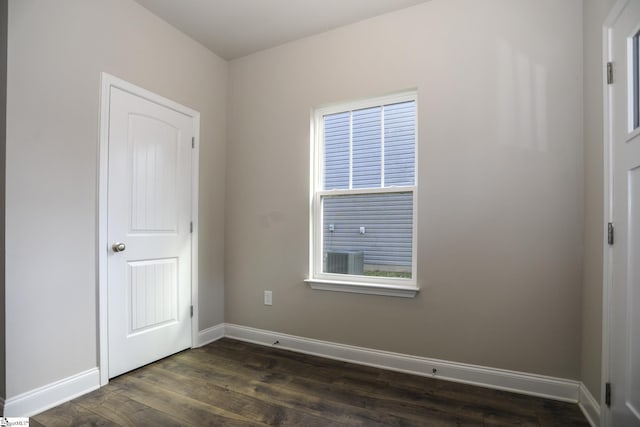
[308,91,419,297]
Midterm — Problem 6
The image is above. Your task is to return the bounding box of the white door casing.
[98,73,200,384]
[604,1,640,425]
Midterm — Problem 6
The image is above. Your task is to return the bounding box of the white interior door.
[608,0,640,425]
[107,85,194,378]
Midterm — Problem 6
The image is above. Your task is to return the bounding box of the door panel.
[129,258,178,334]
[107,87,193,378]
[625,158,640,422]
[130,115,180,232]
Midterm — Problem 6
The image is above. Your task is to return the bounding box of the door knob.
[112,242,126,253]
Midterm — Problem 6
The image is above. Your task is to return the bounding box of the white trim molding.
[305,279,419,298]
[223,323,581,403]
[3,368,100,417]
[579,383,601,427]
[196,324,226,347]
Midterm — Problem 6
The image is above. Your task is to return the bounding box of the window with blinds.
[308,92,418,295]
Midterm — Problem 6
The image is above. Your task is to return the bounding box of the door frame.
[602,1,632,425]
[97,72,200,386]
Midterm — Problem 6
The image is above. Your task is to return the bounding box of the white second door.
[107,86,194,378]
[609,0,640,425]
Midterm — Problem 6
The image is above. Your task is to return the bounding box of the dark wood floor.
[32,338,589,426]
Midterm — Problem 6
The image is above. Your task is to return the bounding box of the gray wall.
[227,0,584,379]
[582,0,617,404]
[5,0,227,398]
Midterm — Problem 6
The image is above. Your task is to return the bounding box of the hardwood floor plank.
[148,353,393,426]
[190,342,517,425]
[167,346,489,426]
[122,368,336,426]
[76,390,187,427]
[534,399,593,427]
[116,375,263,426]
[31,401,118,427]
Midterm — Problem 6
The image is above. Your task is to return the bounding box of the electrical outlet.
[264,290,272,306]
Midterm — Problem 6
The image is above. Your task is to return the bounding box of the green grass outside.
[364,270,411,278]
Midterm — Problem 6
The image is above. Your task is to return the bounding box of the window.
[307,91,418,298]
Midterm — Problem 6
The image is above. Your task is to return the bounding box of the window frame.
[306,91,419,298]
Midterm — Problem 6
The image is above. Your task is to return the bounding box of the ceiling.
[134,0,431,60]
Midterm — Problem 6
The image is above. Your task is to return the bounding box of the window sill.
[304,278,419,298]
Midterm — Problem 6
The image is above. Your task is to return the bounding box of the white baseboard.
[224,323,581,403]
[3,368,100,417]
[6,323,585,417]
[197,323,225,347]
[579,382,601,427]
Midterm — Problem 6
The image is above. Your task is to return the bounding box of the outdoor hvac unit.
[325,251,364,275]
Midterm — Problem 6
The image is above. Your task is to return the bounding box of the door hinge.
[605,382,611,407]
[608,222,615,245]
[190,305,194,318]
[190,221,193,233]
[192,136,195,148]
[607,62,614,84]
